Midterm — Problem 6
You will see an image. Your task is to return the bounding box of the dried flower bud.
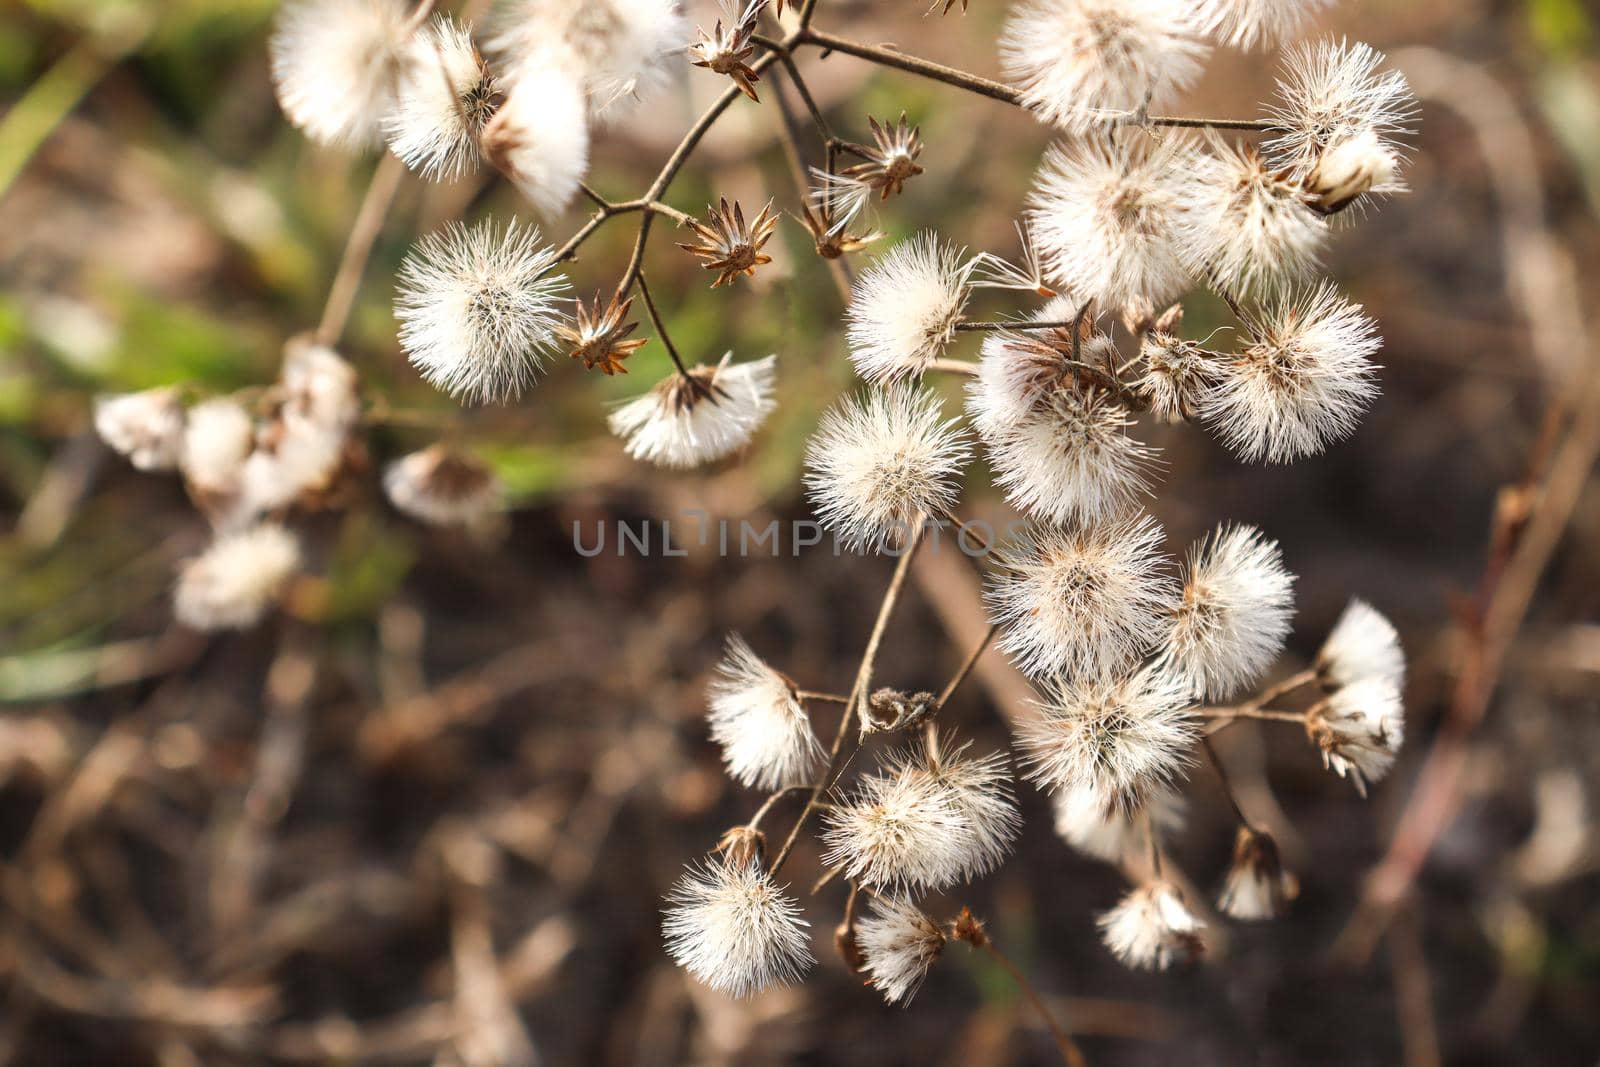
[689,1,765,101]
[865,688,937,733]
[558,293,647,376]
[841,114,925,200]
[1135,329,1218,424]
[835,921,867,974]
[714,824,767,867]
[1304,128,1402,214]
[678,198,779,288]
[1217,826,1297,920]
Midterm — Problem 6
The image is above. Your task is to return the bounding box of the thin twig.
[316,153,406,346]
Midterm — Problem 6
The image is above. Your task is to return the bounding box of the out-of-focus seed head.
[608,353,777,468]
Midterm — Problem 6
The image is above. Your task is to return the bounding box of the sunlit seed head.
[181,398,256,498]
[608,353,777,468]
[821,763,974,893]
[1316,597,1405,690]
[856,897,946,1006]
[1196,0,1334,50]
[662,856,814,998]
[803,386,970,553]
[1264,38,1416,193]
[845,233,973,383]
[1217,826,1295,920]
[95,388,185,472]
[395,219,570,405]
[481,68,590,219]
[270,0,413,149]
[707,633,823,790]
[386,15,501,181]
[986,515,1178,682]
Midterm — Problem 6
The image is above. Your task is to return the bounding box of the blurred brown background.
[1,0,1598,1064]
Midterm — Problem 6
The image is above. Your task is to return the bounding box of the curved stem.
[972,930,1089,1067]
[1198,706,1307,724]
[317,153,406,347]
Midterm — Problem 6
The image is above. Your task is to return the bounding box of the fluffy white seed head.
[1028,136,1201,314]
[823,758,980,893]
[1052,780,1185,864]
[95,388,184,471]
[856,898,946,1006]
[239,342,361,518]
[1098,882,1206,971]
[986,515,1178,681]
[608,354,776,468]
[1316,597,1405,690]
[384,445,503,526]
[395,219,570,405]
[1020,666,1197,817]
[181,398,255,498]
[964,295,1085,439]
[481,68,590,219]
[1162,524,1296,701]
[1199,285,1381,462]
[1196,0,1333,50]
[891,734,1022,882]
[1000,0,1210,133]
[804,387,970,553]
[1217,826,1295,920]
[174,524,301,631]
[662,856,814,998]
[270,0,414,149]
[1264,39,1416,195]
[845,234,972,383]
[386,16,500,181]
[1176,137,1329,295]
[486,0,689,122]
[1306,677,1404,796]
[707,634,823,790]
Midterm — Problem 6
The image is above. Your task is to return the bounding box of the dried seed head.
[174,524,302,631]
[856,897,947,1005]
[985,515,1178,682]
[1196,0,1335,50]
[1028,136,1201,315]
[1264,38,1416,204]
[1098,882,1206,971]
[1161,524,1296,701]
[678,198,779,288]
[558,293,647,376]
[803,386,971,553]
[486,0,691,124]
[383,445,502,527]
[1020,666,1197,818]
[841,114,925,200]
[707,634,823,790]
[481,69,590,219]
[386,16,501,180]
[1176,137,1328,295]
[1135,327,1218,424]
[689,0,765,101]
[1316,598,1405,690]
[845,233,973,383]
[662,856,814,998]
[1306,678,1404,796]
[1053,780,1185,863]
[395,219,570,405]
[714,825,767,867]
[608,353,777,468]
[96,387,184,471]
[865,689,938,734]
[1199,284,1381,462]
[269,0,413,149]
[1000,0,1210,133]
[1217,826,1296,920]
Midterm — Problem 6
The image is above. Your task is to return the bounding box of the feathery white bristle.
[386,16,498,181]
[174,524,302,631]
[1019,665,1197,817]
[1199,284,1381,462]
[395,219,570,405]
[1176,136,1329,295]
[1162,524,1296,701]
[96,388,184,472]
[1000,0,1210,133]
[1196,0,1334,50]
[856,897,946,1006]
[1052,780,1185,864]
[483,67,590,220]
[270,0,413,149]
[803,386,970,553]
[662,856,814,998]
[985,515,1178,682]
[1098,882,1206,971]
[608,354,777,469]
[707,634,823,790]
[384,446,503,526]
[1308,677,1404,795]
[1028,136,1201,313]
[487,0,690,123]
[885,734,1021,882]
[1317,597,1405,689]
[845,234,972,383]
[1264,39,1416,187]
